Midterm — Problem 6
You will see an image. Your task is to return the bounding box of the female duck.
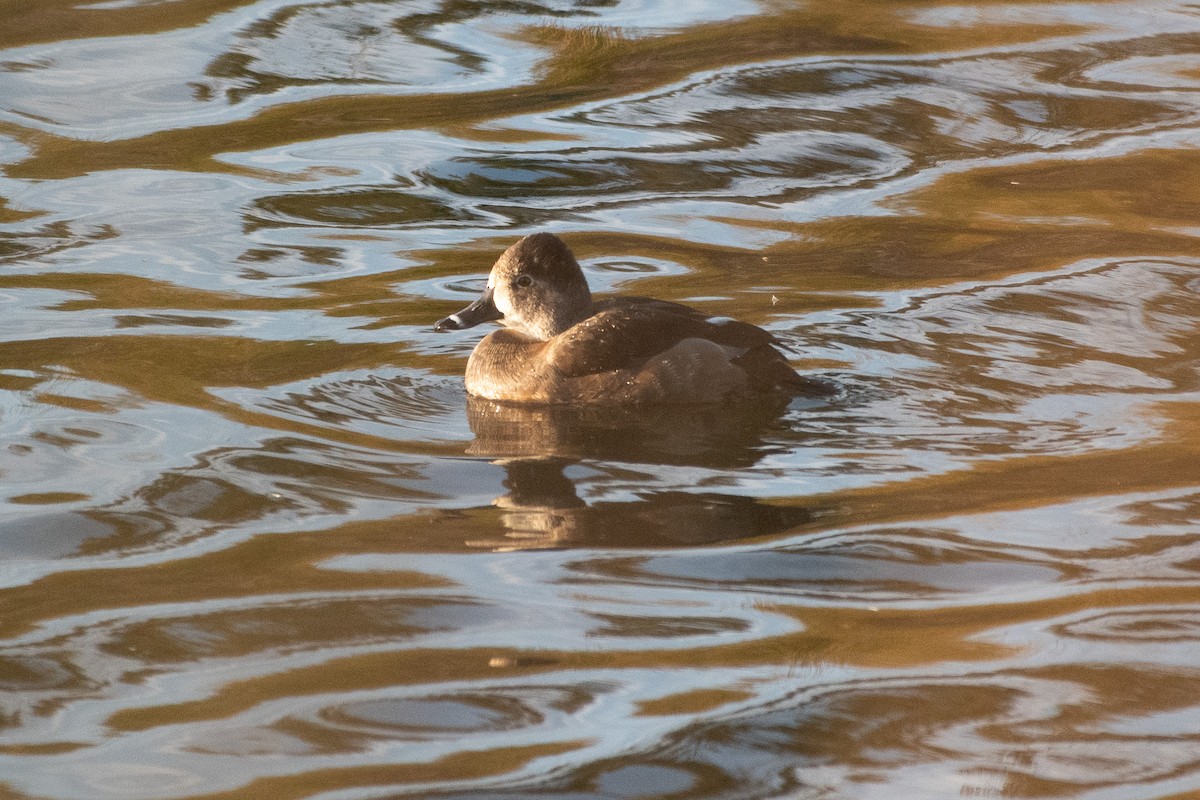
[435,233,826,405]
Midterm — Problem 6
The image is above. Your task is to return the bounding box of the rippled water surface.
[3,1,1200,798]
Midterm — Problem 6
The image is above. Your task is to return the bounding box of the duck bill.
[434,287,503,332]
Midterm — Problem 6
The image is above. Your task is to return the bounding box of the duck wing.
[550,297,782,379]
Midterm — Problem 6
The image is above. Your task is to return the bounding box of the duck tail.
[735,345,837,398]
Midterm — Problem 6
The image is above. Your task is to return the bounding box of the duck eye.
[515,275,533,288]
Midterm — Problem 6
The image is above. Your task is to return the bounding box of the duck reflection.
[465,395,816,466]
[464,398,818,550]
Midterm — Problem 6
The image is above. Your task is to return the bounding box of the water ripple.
[3,1,1200,799]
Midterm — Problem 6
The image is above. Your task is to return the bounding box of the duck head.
[435,233,593,341]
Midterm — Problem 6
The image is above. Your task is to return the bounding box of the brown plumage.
[434,233,830,405]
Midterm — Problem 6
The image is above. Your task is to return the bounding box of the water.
[2,1,1200,798]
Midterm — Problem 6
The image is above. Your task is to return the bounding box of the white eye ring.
[516,275,533,288]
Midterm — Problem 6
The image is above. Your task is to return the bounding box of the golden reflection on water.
[2,0,1200,798]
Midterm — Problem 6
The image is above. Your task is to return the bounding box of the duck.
[434,233,829,405]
